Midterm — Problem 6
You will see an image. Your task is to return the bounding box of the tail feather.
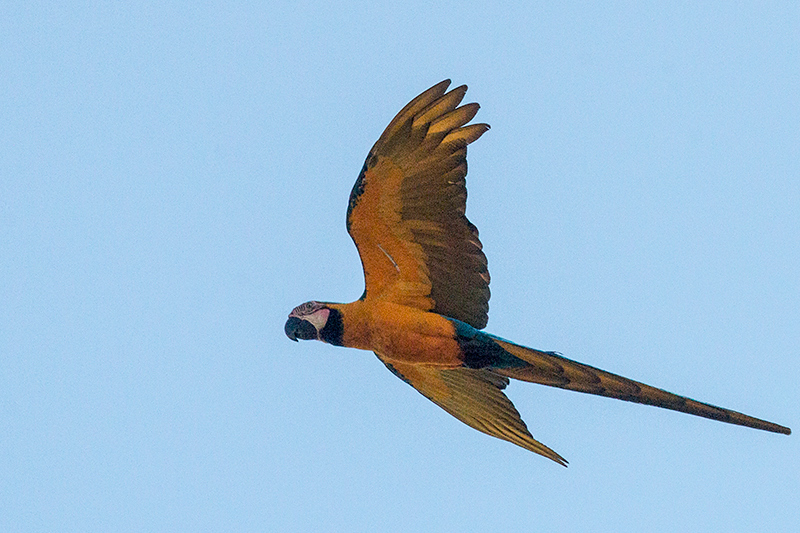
[491,338,791,435]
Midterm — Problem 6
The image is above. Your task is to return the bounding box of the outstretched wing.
[377,354,568,465]
[347,80,490,328]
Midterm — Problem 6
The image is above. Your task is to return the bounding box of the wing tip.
[432,79,452,94]
[540,446,569,467]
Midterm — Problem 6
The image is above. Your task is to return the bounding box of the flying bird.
[284,80,790,465]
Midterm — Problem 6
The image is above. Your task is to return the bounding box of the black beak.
[285,316,318,341]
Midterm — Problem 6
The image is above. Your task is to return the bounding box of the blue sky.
[2,2,798,532]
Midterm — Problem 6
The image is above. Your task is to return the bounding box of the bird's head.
[284,301,343,345]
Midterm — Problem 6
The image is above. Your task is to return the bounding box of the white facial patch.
[304,308,330,337]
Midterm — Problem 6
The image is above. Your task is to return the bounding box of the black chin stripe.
[319,308,344,346]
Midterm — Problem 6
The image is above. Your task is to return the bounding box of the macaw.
[284,80,790,465]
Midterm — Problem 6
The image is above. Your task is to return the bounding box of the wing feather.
[443,123,490,145]
[413,85,467,128]
[378,354,568,465]
[429,103,480,134]
[347,81,491,327]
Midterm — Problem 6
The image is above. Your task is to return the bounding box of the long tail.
[490,338,791,435]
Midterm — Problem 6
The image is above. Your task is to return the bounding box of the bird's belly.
[372,320,463,368]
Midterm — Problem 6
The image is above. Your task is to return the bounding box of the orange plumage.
[285,80,790,465]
